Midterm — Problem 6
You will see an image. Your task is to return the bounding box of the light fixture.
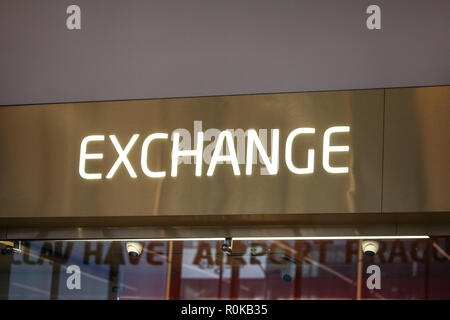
[54,235,429,242]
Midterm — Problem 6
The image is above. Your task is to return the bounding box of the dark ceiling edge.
[2,212,450,229]
[1,85,449,108]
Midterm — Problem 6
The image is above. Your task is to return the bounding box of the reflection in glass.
[0,238,449,300]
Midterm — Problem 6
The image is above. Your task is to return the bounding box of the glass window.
[0,238,449,300]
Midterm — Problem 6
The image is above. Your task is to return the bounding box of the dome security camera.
[0,240,22,255]
[280,257,297,283]
[126,242,143,257]
[361,240,379,256]
[221,237,233,254]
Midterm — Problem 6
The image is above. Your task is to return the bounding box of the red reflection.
[0,238,449,300]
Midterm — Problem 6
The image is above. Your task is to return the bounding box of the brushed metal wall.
[0,86,449,232]
[383,86,450,212]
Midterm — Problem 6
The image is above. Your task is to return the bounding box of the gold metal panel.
[0,90,384,218]
[383,86,450,212]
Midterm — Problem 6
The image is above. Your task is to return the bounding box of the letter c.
[141,133,168,178]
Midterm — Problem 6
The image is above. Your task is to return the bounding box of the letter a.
[366,265,381,289]
[66,5,81,30]
[366,5,381,30]
[66,265,81,290]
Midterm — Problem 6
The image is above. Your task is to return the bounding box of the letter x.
[106,134,139,179]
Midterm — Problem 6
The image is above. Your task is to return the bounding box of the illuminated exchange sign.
[0,89,384,216]
[79,124,350,180]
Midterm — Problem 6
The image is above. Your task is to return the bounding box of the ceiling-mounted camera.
[281,256,297,282]
[0,241,22,255]
[221,237,233,254]
[361,240,379,256]
[126,242,143,257]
